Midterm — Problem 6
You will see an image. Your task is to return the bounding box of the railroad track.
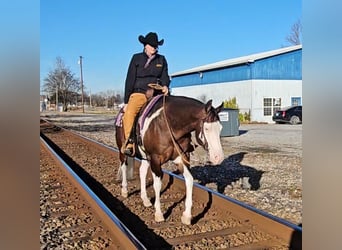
[40,132,145,249]
[40,119,302,249]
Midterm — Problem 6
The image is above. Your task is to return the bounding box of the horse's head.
[196,100,224,165]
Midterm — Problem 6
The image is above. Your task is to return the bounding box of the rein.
[148,83,191,165]
[162,95,191,165]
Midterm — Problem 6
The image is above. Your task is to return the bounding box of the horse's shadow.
[190,152,265,193]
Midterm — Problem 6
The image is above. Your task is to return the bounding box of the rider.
[122,32,170,156]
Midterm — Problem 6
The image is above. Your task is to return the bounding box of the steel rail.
[40,135,146,250]
[41,118,302,249]
[164,169,302,248]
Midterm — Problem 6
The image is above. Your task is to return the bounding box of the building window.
[291,97,301,106]
[264,97,281,116]
[264,98,272,116]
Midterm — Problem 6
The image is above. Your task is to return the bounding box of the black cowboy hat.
[138,32,164,48]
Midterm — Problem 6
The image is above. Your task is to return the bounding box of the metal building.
[170,45,302,123]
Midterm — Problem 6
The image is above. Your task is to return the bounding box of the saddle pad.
[115,108,124,127]
[138,94,163,131]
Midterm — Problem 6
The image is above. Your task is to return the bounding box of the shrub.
[223,97,250,122]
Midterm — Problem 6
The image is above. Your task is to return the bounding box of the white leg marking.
[116,164,122,181]
[120,162,128,198]
[152,172,164,222]
[181,166,193,225]
[140,160,152,207]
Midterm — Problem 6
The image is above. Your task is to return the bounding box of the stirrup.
[123,143,135,157]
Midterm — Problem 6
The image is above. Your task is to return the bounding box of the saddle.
[115,94,164,155]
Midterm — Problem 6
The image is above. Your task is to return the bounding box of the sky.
[40,1,302,95]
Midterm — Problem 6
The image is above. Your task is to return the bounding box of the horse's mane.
[156,95,205,115]
[150,95,207,130]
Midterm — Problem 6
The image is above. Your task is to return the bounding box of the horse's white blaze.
[204,121,224,164]
[140,160,152,207]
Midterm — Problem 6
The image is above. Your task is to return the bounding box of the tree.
[87,90,123,108]
[285,19,302,45]
[223,97,250,122]
[43,57,81,111]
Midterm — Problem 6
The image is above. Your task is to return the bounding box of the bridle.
[198,105,220,151]
[147,83,211,165]
[161,95,191,165]
[196,119,209,151]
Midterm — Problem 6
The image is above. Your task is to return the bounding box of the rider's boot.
[122,138,135,157]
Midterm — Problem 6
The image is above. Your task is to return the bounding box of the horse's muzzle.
[207,150,224,165]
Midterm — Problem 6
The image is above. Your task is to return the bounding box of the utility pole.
[89,88,92,107]
[79,56,84,113]
[55,83,58,111]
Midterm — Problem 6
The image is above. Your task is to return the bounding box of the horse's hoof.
[142,199,152,207]
[155,213,165,222]
[181,214,191,225]
[121,189,128,198]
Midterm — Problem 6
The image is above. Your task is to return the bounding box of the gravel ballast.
[41,111,302,225]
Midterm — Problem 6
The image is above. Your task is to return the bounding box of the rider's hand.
[162,86,169,96]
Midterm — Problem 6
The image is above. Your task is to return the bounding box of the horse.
[115,94,224,225]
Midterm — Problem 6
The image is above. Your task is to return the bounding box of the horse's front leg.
[173,155,193,225]
[152,171,164,222]
[181,164,193,225]
[140,160,152,207]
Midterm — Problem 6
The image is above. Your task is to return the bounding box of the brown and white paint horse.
[115,95,224,225]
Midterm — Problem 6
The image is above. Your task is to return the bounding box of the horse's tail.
[115,108,125,153]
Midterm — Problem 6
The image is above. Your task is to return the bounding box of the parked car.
[272,105,302,124]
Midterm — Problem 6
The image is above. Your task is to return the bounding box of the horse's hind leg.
[120,161,128,198]
[140,160,152,207]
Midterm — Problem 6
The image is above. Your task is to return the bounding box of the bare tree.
[43,57,81,111]
[286,19,302,45]
[115,93,123,104]
[91,93,105,107]
[89,90,123,108]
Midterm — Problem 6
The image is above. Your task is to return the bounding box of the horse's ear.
[215,102,224,113]
[205,99,213,112]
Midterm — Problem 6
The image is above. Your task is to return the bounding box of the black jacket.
[124,52,170,103]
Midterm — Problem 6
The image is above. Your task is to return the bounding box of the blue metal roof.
[170,45,302,88]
